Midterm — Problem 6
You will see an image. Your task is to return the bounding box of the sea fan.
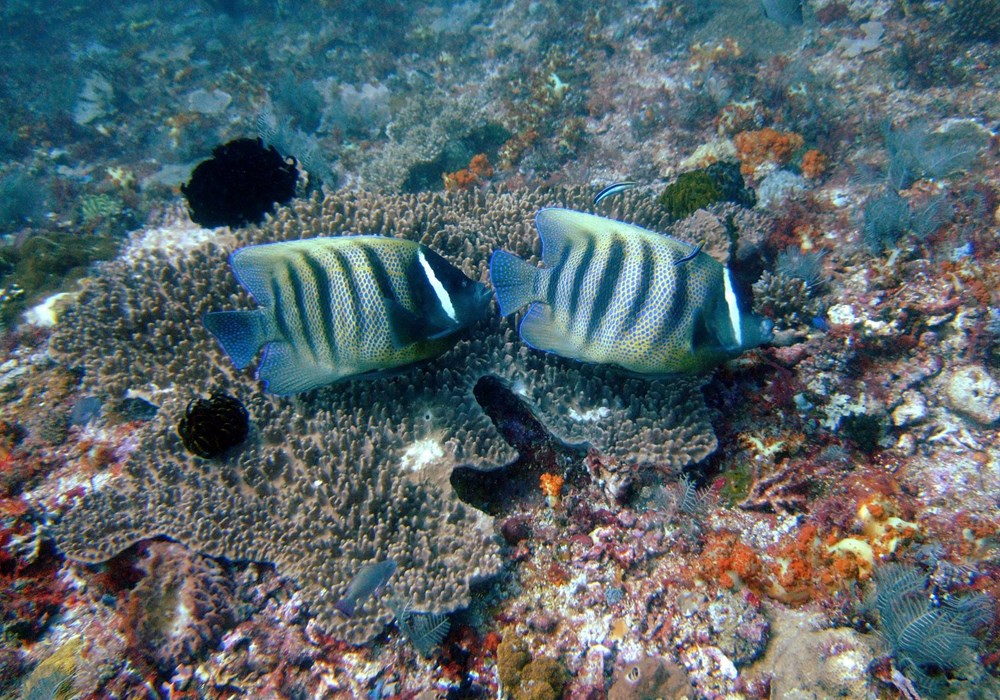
[774,246,827,291]
[870,564,992,695]
[387,596,451,659]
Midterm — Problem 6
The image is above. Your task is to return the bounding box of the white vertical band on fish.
[417,248,457,323]
[723,267,742,348]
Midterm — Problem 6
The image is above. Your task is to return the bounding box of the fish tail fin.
[203,310,268,369]
[489,250,541,316]
[334,599,355,618]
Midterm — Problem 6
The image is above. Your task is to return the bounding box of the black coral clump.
[869,564,993,695]
[885,121,989,190]
[181,137,298,228]
[176,392,250,458]
[863,190,911,253]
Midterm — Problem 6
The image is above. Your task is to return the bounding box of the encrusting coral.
[49,187,723,643]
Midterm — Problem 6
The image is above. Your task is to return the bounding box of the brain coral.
[50,187,719,643]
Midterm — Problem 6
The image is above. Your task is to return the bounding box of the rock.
[944,365,1000,426]
[607,655,691,700]
[745,608,875,699]
[891,389,927,427]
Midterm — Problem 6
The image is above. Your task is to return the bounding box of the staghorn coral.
[49,187,718,643]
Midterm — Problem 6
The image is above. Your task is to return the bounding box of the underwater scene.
[1,0,1000,698]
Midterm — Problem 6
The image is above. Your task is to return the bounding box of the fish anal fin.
[258,341,338,395]
[519,303,580,357]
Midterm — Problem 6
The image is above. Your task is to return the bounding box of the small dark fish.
[593,181,637,205]
[674,241,705,267]
[760,0,803,27]
[334,559,397,617]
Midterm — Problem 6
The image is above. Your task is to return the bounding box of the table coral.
[48,187,719,644]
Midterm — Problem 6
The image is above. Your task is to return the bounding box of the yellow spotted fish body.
[205,236,490,394]
[489,208,772,374]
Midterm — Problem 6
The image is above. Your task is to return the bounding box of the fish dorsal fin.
[535,208,699,265]
[228,241,298,309]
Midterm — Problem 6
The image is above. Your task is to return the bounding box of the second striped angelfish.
[204,236,491,394]
[489,208,773,375]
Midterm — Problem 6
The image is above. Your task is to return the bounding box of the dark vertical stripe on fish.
[568,235,596,329]
[623,238,655,332]
[404,253,432,313]
[357,243,396,304]
[652,257,689,347]
[271,277,292,340]
[333,249,362,347]
[299,251,338,364]
[546,245,573,304]
[286,260,320,361]
[586,237,625,343]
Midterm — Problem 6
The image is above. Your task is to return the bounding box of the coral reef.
[2,0,1000,696]
[48,187,719,643]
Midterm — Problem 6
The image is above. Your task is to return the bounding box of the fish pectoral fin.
[518,303,580,357]
[257,341,336,395]
[203,309,269,369]
[385,298,455,349]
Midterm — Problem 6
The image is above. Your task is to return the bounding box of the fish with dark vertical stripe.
[489,208,773,375]
[204,236,491,394]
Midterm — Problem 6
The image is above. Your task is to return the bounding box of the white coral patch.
[568,406,611,422]
[23,292,72,327]
[399,439,444,472]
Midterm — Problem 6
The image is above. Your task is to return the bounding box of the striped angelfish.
[204,236,491,395]
[489,208,773,375]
